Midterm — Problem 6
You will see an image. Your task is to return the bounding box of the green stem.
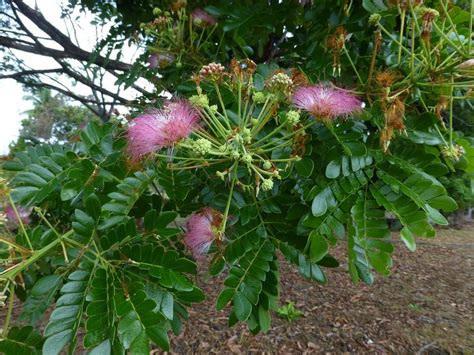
[220,163,237,236]
[256,120,316,151]
[1,230,73,280]
[433,22,468,58]
[342,45,364,86]
[7,194,32,249]
[448,75,454,146]
[378,23,424,63]
[470,0,473,54]
[440,0,465,48]
[398,8,406,65]
[326,123,352,156]
[214,83,231,129]
[2,282,14,336]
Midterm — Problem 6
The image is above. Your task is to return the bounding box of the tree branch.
[0,68,63,79]
[56,61,131,104]
[8,0,132,71]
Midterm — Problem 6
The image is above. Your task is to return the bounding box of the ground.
[3,225,473,354]
[168,225,474,354]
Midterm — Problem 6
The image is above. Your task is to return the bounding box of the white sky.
[0,0,149,155]
[0,80,28,154]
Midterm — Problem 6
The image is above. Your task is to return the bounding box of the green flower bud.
[261,178,274,191]
[153,7,162,15]
[263,160,272,170]
[369,13,381,26]
[441,144,465,161]
[230,150,240,160]
[241,153,253,165]
[189,94,209,108]
[286,110,300,126]
[242,127,252,143]
[253,92,266,104]
[209,105,218,114]
[251,118,259,126]
[216,171,227,180]
[191,138,212,155]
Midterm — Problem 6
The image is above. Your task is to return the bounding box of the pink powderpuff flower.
[184,208,219,258]
[5,206,31,228]
[127,110,166,162]
[127,100,200,161]
[191,9,217,27]
[159,100,200,147]
[148,54,159,68]
[148,53,175,69]
[292,85,362,121]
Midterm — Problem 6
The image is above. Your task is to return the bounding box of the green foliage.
[10,89,96,153]
[276,302,304,322]
[0,326,43,354]
[1,0,473,351]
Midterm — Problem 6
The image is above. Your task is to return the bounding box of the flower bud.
[286,110,300,125]
[263,160,272,170]
[253,92,266,104]
[261,178,274,191]
[369,13,381,26]
[189,94,209,108]
[191,138,212,155]
[230,150,240,160]
[241,153,253,165]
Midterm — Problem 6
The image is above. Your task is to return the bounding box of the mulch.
[168,225,474,354]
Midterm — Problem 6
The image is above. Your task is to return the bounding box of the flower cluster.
[184,208,220,258]
[191,8,217,27]
[4,205,31,229]
[127,100,200,161]
[292,85,362,122]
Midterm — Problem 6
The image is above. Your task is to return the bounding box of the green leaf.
[85,194,102,221]
[0,326,43,354]
[362,0,388,13]
[43,266,95,355]
[233,292,252,321]
[309,231,328,262]
[19,275,62,325]
[295,158,314,177]
[209,256,226,276]
[311,188,328,216]
[400,227,416,252]
[258,306,271,333]
[325,160,340,179]
[216,288,234,311]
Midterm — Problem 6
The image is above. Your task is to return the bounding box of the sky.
[0,80,28,154]
[0,0,147,155]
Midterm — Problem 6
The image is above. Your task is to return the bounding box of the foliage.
[276,302,304,322]
[10,89,97,153]
[0,0,473,353]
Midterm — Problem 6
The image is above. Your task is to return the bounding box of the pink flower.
[292,85,362,121]
[127,100,200,161]
[148,54,159,68]
[191,9,217,27]
[148,53,175,69]
[5,206,31,228]
[184,208,219,258]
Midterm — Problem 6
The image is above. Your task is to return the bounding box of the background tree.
[0,0,152,120]
[9,88,97,152]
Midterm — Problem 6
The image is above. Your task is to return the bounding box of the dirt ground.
[168,225,474,354]
[3,225,473,354]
